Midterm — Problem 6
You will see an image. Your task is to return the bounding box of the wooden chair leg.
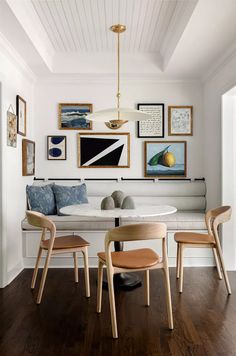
[31,247,42,289]
[97,260,103,313]
[179,244,184,293]
[144,269,150,306]
[176,243,180,279]
[162,237,174,329]
[82,248,90,298]
[73,252,79,283]
[163,266,174,330]
[107,270,118,338]
[215,245,231,294]
[213,247,222,280]
[36,250,52,304]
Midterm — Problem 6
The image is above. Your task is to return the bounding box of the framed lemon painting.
[144,141,187,178]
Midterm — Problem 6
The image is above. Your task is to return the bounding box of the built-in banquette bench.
[22,180,214,268]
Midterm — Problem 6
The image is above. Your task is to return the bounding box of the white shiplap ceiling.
[30,0,195,53]
[2,0,236,78]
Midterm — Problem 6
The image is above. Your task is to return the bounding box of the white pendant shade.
[87,108,151,122]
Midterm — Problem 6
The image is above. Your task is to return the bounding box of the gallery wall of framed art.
[33,80,203,180]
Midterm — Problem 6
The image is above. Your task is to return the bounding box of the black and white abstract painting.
[47,136,67,160]
[78,133,130,168]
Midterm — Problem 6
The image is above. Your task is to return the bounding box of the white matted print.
[137,104,164,138]
[78,133,130,168]
[168,106,193,136]
[47,136,67,160]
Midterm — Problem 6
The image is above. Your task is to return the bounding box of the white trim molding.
[202,40,236,83]
[0,32,36,83]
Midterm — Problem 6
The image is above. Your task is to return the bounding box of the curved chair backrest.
[26,210,56,240]
[106,223,167,243]
[205,206,232,238]
[105,223,168,274]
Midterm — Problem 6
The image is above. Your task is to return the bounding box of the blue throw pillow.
[52,183,88,215]
[26,184,56,215]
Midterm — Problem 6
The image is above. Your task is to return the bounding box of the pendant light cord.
[117,31,120,120]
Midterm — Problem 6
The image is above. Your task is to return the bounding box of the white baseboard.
[23,256,215,269]
[6,261,24,286]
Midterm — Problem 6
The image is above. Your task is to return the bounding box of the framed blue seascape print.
[47,136,67,160]
[144,141,187,178]
[58,103,92,130]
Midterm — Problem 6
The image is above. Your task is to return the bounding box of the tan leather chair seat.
[98,248,160,269]
[41,235,90,250]
[174,232,215,244]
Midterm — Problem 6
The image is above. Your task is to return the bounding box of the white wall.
[35,80,204,180]
[204,54,236,209]
[204,52,236,270]
[0,45,35,286]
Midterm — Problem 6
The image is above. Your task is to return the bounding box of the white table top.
[60,204,177,219]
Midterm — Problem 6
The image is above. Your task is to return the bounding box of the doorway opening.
[222,86,236,270]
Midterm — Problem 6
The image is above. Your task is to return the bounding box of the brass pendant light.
[86,24,151,129]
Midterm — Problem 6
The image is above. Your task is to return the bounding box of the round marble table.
[60,204,177,290]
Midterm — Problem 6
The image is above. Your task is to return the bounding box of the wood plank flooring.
[1,268,236,356]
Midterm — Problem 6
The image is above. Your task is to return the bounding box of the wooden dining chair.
[26,210,90,304]
[96,223,173,338]
[175,206,232,294]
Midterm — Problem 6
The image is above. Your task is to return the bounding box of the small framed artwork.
[137,103,164,138]
[58,103,92,130]
[22,139,35,176]
[47,136,67,160]
[168,106,193,136]
[78,132,130,168]
[144,141,186,178]
[16,95,26,136]
[7,111,17,147]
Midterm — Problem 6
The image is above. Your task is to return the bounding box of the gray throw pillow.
[52,183,88,215]
[26,184,56,215]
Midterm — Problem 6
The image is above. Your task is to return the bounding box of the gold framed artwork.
[16,95,27,136]
[168,106,193,136]
[58,103,92,130]
[22,139,35,176]
[7,111,17,147]
[78,132,130,168]
[144,141,187,178]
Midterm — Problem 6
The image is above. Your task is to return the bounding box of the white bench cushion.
[21,211,206,231]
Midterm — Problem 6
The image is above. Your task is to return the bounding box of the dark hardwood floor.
[1,267,236,356]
